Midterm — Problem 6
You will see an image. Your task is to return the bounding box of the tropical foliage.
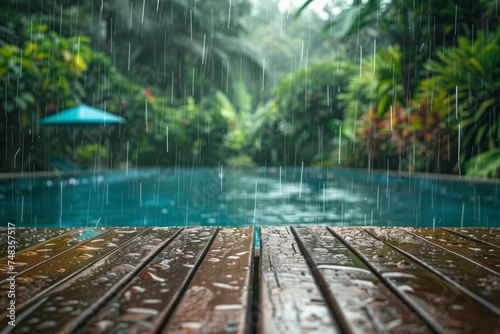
[63,0,263,99]
[0,0,268,172]
[0,22,94,171]
[295,0,500,178]
[1,0,499,179]
[266,58,355,166]
[421,29,500,177]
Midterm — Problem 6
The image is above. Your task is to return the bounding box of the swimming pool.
[1,167,498,229]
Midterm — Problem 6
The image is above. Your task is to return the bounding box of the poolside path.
[0,226,499,333]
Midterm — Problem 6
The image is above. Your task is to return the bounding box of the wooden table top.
[0,226,498,333]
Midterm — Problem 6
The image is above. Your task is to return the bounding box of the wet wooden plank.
[80,226,217,334]
[369,228,500,314]
[5,228,180,333]
[161,227,254,334]
[292,226,430,333]
[445,228,500,248]
[0,226,498,334]
[0,228,141,314]
[259,226,339,334]
[0,228,33,245]
[0,229,105,281]
[0,228,69,258]
[330,227,500,333]
[405,228,500,274]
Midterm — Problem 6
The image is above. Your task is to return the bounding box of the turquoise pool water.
[1,167,499,228]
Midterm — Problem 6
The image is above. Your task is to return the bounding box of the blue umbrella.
[39,104,125,125]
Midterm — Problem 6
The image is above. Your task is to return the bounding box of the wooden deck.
[0,226,499,333]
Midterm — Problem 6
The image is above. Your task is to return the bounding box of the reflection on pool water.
[1,167,498,228]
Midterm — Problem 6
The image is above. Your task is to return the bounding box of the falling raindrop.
[461,202,465,228]
[128,42,131,71]
[253,182,258,224]
[227,0,232,29]
[457,123,462,176]
[144,99,148,132]
[299,162,304,199]
[262,58,266,91]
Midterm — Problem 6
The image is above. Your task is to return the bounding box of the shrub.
[421,28,500,177]
[266,58,355,166]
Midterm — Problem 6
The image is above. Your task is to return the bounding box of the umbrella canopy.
[39,104,125,125]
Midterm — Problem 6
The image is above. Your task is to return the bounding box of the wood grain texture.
[369,228,500,315]
[82,226,216,334]
[2,228,180,333]
[404,228,500,274]
[331,227,500,333]
[259,226,339,334]
[445,228,500,248]
[293,226,429,334]
[0,228,68,258]
[0,228,103,281]
[161,227,254,334]
[0,228,140,319]
[0,228,33,246]
[0,227,498,334]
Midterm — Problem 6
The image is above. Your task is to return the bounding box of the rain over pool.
[1,167,498,228]
[0,1,499,229]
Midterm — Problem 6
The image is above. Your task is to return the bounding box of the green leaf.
[328,119,343,131]
[324,6,362,38]
[14,96,27,111]
[294,0,316,19]
[411,118,424,130]
[468,58,486,76]
[478,98,496,115]
[475,125,488,145]
[216,91,236,122]
[465,148,500,178]
[21,92,35,105]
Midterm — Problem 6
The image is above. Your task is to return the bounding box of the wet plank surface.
[367,228,500,317]
[0,229,34,247]
[0,229,102,281]
[292,226,429,333]
[0,229,130,311]
[445,228,500,248]
[404,228,500,275]
[7,228,180,333]
[0,228,69,257]
[259,226,338,333]
[162,227,254,334]
[82,226,216,333]
[330,227,499,333]
[0,227,498,334]
[7,229,70,254]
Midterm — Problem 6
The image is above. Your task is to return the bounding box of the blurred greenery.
[266,57,354,166]
[0,21,94,171]
[297,0,499,178]
[0,0,499,178]
[422,28,500,177]
[75,144,107,168]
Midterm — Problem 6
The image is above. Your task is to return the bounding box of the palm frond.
[213,34,263,69]
[294,0,316,19]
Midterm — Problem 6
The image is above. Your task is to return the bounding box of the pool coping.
[1,166,499,184]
